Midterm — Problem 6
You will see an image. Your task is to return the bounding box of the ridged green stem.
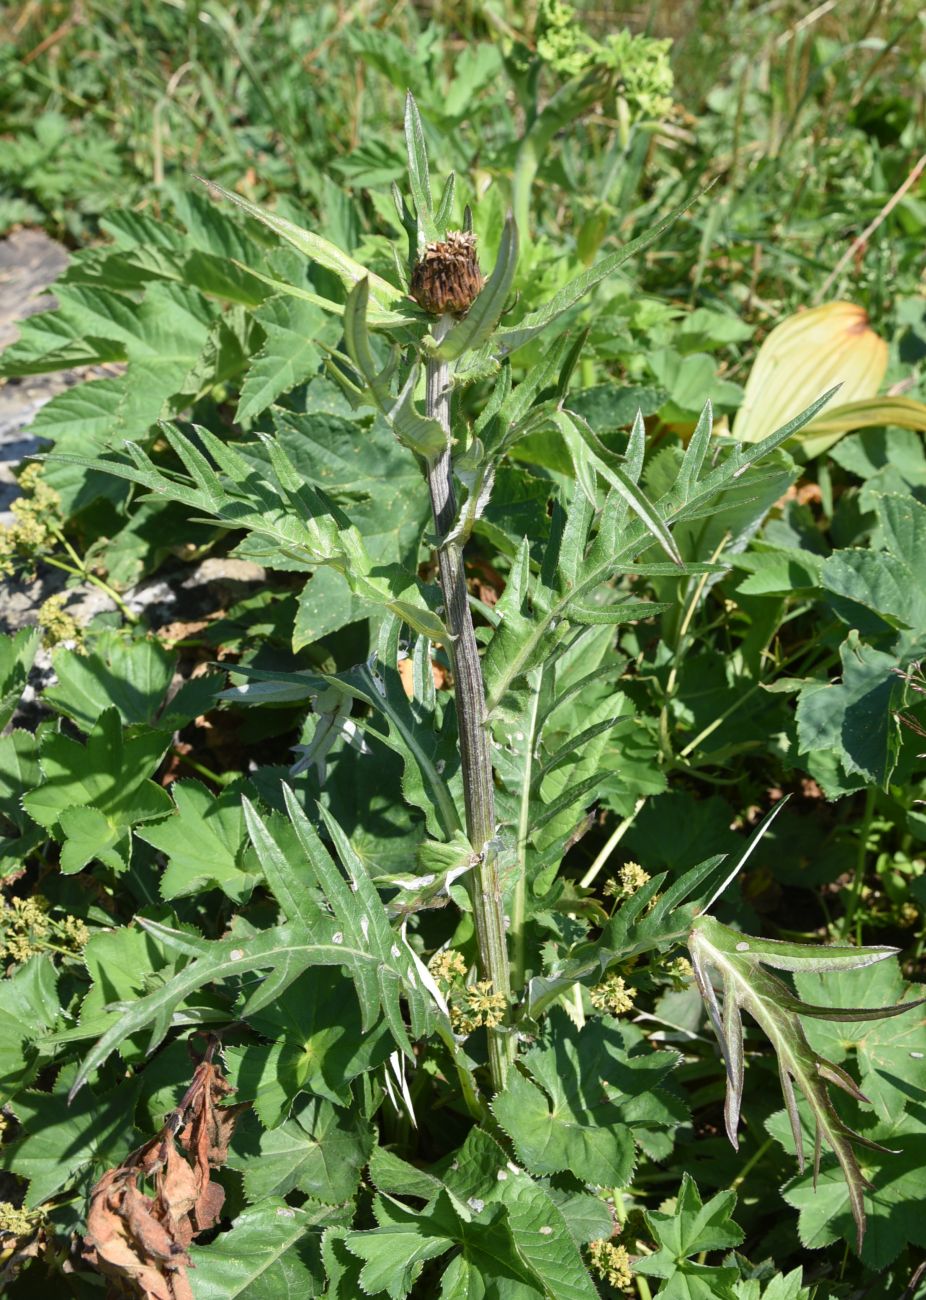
[424,321,514,1090]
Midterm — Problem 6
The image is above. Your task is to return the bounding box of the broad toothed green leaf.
[635,1173,743,1300]
[188,1198,333,1299]
[22,707,172,873]
[492,1009,677,1187]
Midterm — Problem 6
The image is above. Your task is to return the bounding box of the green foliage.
[635,1173,744,1299]
[0,6,924,1297]
[493,1009,677,1186]
[22,708,172,874]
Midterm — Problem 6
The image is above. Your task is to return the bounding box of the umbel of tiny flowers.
[589,973,636,1015]
[604,861,651,899]
[587,1238,634,1292]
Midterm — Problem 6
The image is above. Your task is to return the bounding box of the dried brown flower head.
[410,231,483,317]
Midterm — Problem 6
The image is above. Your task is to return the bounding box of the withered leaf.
[83,1046,246,1298]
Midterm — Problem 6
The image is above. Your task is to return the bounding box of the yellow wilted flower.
[733,301,926,459]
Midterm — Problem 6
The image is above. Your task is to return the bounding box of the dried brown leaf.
[82,1044,246,1298]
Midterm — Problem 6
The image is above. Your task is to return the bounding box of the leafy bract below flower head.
[688,914,926,1251]
[409,231,484,318]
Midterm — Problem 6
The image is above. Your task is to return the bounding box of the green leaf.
[236,294,325,425]
[556,409,682,564]
[823,550,926,634]
[22,281,214,440]
[75,922,195,1058]
[731,1269,810,1300]
[442,1128,601,1300]
[820,490,926,635]
[0,956,60,1106]
[527,858,721,1020]
[294,566,376,647]
[0,728,40,839]
[44,633,223,730]
[229,1096,373,1204]
[1,1066,140,1206]
[796,632,900,785]
[688,914,920,1250]
[635,1174,743,1300]
[773,1101,926,1271]
[231,966,394,1121]
[287,615,461,840]
[343,276,445,459]
[793,958,926,1122]
[188,1198,331,1299]
[0,628,40,731]
[493,1010,677,1187]
[239,797,321,930]
[66,777,440,1096]
[322,1226,366,1299]
[494,198,699,356]
[136,780,262,903]
[269,400,429,570]
[244,785,435,1053]
[404,92,436,243]
[346,1188,546,1299]
[200,178,403,313]
[732,547,824,597]
[58,805,122,874]
[63,921,347,1096]
[28,376,125,447]
[480,411,778,714]
[22,708,172,873]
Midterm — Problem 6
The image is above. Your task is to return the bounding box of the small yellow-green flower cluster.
[536,0,594,77]
[589,973,635,1016]
[37,593,83,648]
[604,862,651,900]
[0,895,89,964]
[898,901,919,928]
[597,29,674,121]
[427,950,507,1035]
[428,948,468,987]
[451,979,508,1036]
[669,956,693,986]
[588,1239,633,1292]
[0,1201,40,1238]
[534,0,674,122]
[0,466,62,579]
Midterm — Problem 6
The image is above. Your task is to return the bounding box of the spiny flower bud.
[409,231,483,318]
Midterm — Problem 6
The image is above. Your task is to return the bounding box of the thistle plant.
[46,95,924,1294]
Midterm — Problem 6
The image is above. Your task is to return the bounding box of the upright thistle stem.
[425,317,514,1089]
